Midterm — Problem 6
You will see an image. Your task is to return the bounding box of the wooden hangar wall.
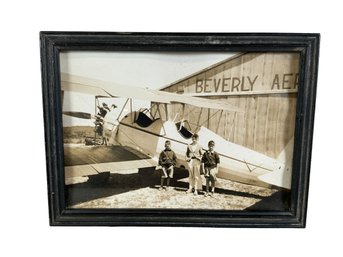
[157,52,300,159]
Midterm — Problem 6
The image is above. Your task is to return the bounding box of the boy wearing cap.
[201,140,220,197]
[158,140,177,190]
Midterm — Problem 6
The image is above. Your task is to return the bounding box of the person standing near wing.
[94,102,117,145]
[185,134,203,196]
[96,102,113,119]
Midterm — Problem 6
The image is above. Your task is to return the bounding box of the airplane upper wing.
[150,89,243,112]
[61,81,112,97]
[61,73,170,103]
[61,73,243,112]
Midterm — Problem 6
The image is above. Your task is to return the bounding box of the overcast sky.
[60,51,234,89]
[60,51,235,126]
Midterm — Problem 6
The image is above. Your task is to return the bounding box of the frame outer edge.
[40,32,320,227]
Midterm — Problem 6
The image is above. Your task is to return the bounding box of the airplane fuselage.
[114,112,290,189]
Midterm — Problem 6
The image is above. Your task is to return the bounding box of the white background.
[0,1,341,256]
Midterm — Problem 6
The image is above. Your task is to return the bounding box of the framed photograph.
[40,32,320,227]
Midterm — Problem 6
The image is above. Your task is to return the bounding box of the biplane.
[61,73,292,189]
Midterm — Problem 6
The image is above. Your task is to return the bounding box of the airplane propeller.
[63,111,93,119]
[63,111,116,126]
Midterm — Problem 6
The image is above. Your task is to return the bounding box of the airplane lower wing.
[64,144,157,185]
[65,159,157,178]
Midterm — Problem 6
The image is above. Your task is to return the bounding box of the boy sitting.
[158,140,177,190]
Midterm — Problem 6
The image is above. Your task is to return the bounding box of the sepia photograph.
[40,32,319,227]
[61,50,299,211]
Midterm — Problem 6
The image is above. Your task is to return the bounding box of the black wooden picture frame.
[40,32,320,227]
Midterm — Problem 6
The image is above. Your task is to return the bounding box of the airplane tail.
[258,137,294,190]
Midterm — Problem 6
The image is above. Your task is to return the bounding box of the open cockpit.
[134,108,160,128]
[175,120,193,139]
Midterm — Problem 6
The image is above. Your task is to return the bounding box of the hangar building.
[159,52,299,160]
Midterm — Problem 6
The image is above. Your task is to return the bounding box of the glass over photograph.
[60,51,299,211]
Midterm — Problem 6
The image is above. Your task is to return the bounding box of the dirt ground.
[66,167,290,211]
